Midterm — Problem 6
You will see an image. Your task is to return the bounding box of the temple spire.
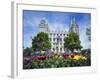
[39,18,49,33]
[69,17,79,35]
[70,17,76,25]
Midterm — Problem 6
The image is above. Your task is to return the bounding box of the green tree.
[23,47,32,56]
[32,32,51,52]
[64,32,82,52]
[86,27,91,41]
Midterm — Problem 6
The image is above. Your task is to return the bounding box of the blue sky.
[23,10,91,49]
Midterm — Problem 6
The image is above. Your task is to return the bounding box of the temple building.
[38,18,79,53]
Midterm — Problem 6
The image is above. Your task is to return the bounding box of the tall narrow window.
[60,48,62,51]
[53,38,55,41]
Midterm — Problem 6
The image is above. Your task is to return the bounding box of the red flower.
[66,54,69,57]
[37,56,47,60]
[70,54,74,58]
[32,56,48,60]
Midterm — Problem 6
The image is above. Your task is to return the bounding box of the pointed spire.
[71,17,76,25]
[69,17,79,35]
[70,17,76,25]
[73,17,77,25]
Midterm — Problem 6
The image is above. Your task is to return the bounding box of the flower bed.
[23,53,90,69]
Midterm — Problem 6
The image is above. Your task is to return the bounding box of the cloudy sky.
[23,10,91,49]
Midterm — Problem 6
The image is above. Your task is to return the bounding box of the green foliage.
[64,32,82,52]
[23,47,32,56]
[86,27,91,41]
[81,49,91,66]
[32,32,51,51]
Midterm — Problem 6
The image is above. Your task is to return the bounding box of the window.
[50,33,52,36]
[63,34,65,36]
[56,47,58,49]
[53,33,55,36]
[60,48,62,51]
[60,38,62,41]
[57,38,59,42]
[53,48,55,51]
[53,38,55,41]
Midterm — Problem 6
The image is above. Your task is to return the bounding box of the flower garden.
[23,52,91,69]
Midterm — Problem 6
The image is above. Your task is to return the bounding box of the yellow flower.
[59,55,63,59]
[73,55,87,60]
[81,56,87,60]
[73,55,81,60]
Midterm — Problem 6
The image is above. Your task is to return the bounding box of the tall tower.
[39,19,49,33]
[69,18,79,35]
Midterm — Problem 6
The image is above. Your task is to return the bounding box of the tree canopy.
[23,47,32,56]
[86,27,91,41]
[32,32,51,51]
[64,32,82,52]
